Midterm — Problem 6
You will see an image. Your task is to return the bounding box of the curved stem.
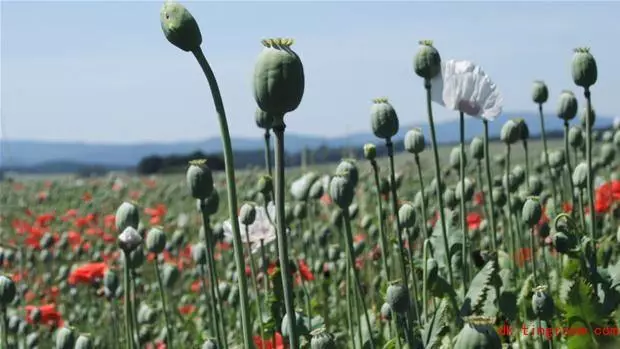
[538,104,559,211]
[272,123,299,349]
[459,111,469,290]
[424,80,454,287]
[192,48,254,349]
[563,121,576,216]
[371,160,391,280]
[154,260,174,349]
[245,226,266,349]
[264,130,272,177]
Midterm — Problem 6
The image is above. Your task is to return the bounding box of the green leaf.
[562,277,600,324]
[382,338,397,349]
[421,298,449,349]
[460,258,501,316]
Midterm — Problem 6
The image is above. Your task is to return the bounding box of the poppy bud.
[310,328,337,349]
[256,175,273,197]
[370,98,399,140]
[329,174,355,209]
[581,107,596,128]
[308,180,324,200]
[75,334,93,349]
[532,80,549,104]
[192,244,207,265]
[239,203,256,226]
[522,197,542,227]
[118,227,143,253]
[449,147,466,171]
[469,137,484,161]
[500,119,520,145]
[253,38,305,119]
[557,90,578,121]
[456,177,475,202]
[512,165,526,187]
[454,316,501,349]
[404,128,425,155]
[146,227,166,254]
[255,108,274,130]
[162,264,180,289]
[414,40,441,80]
[202,339,219,349]
[531,285,555,320]
[385,281,410,314]
[572,47,597,88]
[55,327,76,349]
[115,201,139,233]
[572,162,589,189]
[569,125,584,148]
[335,160,359,188]
[515,118,529,141]
[380,303,392,321]
[160,1,202,52]
[363,143,377,161]
[528,176,543,196]
[187,159,213,200]
[398,202,416,229]
[443,187,457,210]
[0,275,16,305]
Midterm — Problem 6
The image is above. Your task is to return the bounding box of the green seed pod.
[512,165,526,186]
[569,125,584,148]
[398,203,416,229]
[40,232,54,249]
[30,307,42,323]
[253,38,305,118]
[531,285,555,320]
[414,40,441,80]
[55,327,76,349]
[453,316,501,349]
[202,339,219,349]
[255,108,274,130]
[370,98,399,140]
[160,1,202,52]
[192,243,207,265]
[385,282,410,314]
[581,106,596,128]
[75,334,93,349]
[239,203,256,226]
[549,150,565,169]
[557,90,578,121]
[380,303,392,321]
[186,159,213,200]
[379,177,390,196]
[329,173,355,209]
[572,47,597,88]
[456,177,475,202]
[469,137,484,161]
[500,119,520,145]
[308,180,324,200]
[404,128,425,155]
[336,160,359,188]
[552,232,572,253]
[514,118,529,141]
[522,197,542,227]
[27,332,39,348]
[493,187,506,207]
[363,143,376,161]
[494,154,506,169]
[291,172,319,201]
[443,187,457,209]
[115,201,139,233]
[528,176,543,196]
[572,162,588,189]
[601,143,615,166]
[162,264,180,289]
[256,175,273,197]
[0,275,16,305]
[449,147,466,170]
[310,328,337,349]
[532,80,549,104]
[146,227,166,255]
[118,227,143,253]
[503,173,519,193]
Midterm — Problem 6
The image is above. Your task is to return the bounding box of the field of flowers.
[1,1,619,349]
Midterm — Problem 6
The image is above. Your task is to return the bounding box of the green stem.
[371,160,391,280]
[154,260,174,349]
[1,307,7,349]
[459,111,469,290]
[264,130,272,177]
[483,120,498,252]
[245,226,266,349]
[414,154,430,240]
[584,88,597,275]
[523,140,530,192]
[538,103,559,211]
[564,121,576,216]
[122,252,135,349]
[422,240,430,323]
[424,80,454,287]
[272,123,299,349]
[578,190,587,232]
[200,212,224,347]
[345,251,357,349]
[476,161,490,222]
[192,48,254,349]
[199,263,219,342]
[505,145,517,280]
[529,226,538,285]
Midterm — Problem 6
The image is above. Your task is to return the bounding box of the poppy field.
[1,1,620,349]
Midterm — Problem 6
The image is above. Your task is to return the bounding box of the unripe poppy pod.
[602,131,614,143]
[186,159,213,200]
[103,269,119,296]
[75,335,93,349]
[370,98,399,140]
[456,177,475,202]
[515,118,529,141]
[500,119,520,145]
[572,47,597,88]
[469,137,484,161]
[294,202,307,220]
[281,311,308,339]
[404,128,425,155]
[30,308,42,323]
[0,275,16,305]
[253,38,305,119]
[115,201,139,233]
[329,173,355,209]
[146,227,166,254]
[449,147,466,170]
[255,108,274,130]
[569,125,584,148]
[426,258,439,285]
[385,281,410,314]
[414,40,442,80]
[549,150,565,169]
[572,162,589,189]
[363,143,377,161]
[453,316,501,349]
[335,160,359,187]
[310,328,337,349]
[580,106,596,128]
[256,175,273,197]
[55,327,76,349]
[443,187,457,209]
[557,90,578,121]
[531,285,555,320]
[118,227,143,253]
[200,190,220,216]
[528,176,543,196]
[552,232,573,253]
[160,1,202,52]
[239,203,256,226]
[308,180,324,200]
[398,202,416,229]
[522,197,542,227]
[512,165,526,186]
[202,339,219,349]
[532,80,549,104]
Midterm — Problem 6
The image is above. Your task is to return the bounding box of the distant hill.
[1,111,614,173]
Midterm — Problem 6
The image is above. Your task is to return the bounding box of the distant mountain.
[1,111,614,171]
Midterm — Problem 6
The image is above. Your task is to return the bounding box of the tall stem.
[538,104,559,210]
[122,252,135,349]
[1,308,7,349]
[272,123,299,349]
[371,161,391,280]
[192,48,253,348]
[201,212,224,347]
[563,121,576,216]
[245,226,266,349]
[264,130,272,177]
[584,88,597,275]
[154,261,174,349]
[529,227,538,285]
[505,145,517,279]
[414,154,430,240]
[483,120,498,251]
[523,140,530,192]
[424,80,454,287]
[459,111,469,290]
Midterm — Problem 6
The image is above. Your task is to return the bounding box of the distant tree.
[137,155,164,175]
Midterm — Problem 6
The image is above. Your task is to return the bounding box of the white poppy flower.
[430,59,503,121]
[223,204,277,254]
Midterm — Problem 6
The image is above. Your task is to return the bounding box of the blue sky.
[1,1,619,144]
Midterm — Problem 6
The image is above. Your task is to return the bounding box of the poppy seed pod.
[398,203,416,229]
[329,174,355,209]
[0,275,16,305]
[453,316,501,349]
[443,187,457,209]
[549,150,565,169]
[572,47,597,88]
[256,175,273,197]
[512,165,526,186]
[414,40,442,80]
[469,137,484,161]
[572,162,589,189]
[308,180,324,200]
[115,201,139,233]
[202,339,219,349]
[515,118,529,140]
[557,90,578,121]
[186,159,213,200]
[500,119,520,145]
[404,128,425,155]
[55,327,76,349]
[602,130,614,143]
[146,227,166,254]
[522,197,542,227]
[531,285,555,320]
[336,160,359,187]
[528,176,543,196]
[75,335,93,349]
[532,80,549,104]
[310,328,337,349]
[456,177,475,202]
[239,203,256,226]
[380,303,392,321]
[370,98,399,140]
[200,190,220,217]
[160,1,202,52]
[255,108,274,130]
[294,202,307,220]
[253,38,305,119]
[449,147,466,170]
[386,282,410,314]
[569,125,584,148]
[363,143,377,161]
[581,107,596,128]
[118,226,143,253]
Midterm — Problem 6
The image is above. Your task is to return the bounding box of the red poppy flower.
[515,247,532,267]
[178,305,195,315]
[82,192,93,202]
[473,191,484,206]
[466,212,482,230]
[68,262,108,285]
[297,259,314,282]
[25,304,63,327]
[254,332,287,349]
